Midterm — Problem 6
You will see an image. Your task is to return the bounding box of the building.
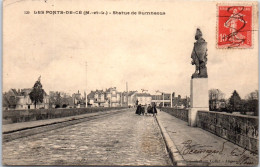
[17,88,49,109]
[105,87,121,107]
[136,93,152,105]
[88,90,105,107]
[87,87,122,107]
[72,90,86,108]
[87,91,95,107]
[4,88,49,110]
[150,92,190,108]
[114,90,138,107]
[127,91,138,107]
[121,91,128,107]
[87,90,106,107]
[151,93,172,107]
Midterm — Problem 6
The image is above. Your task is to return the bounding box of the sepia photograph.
[2,0,259,166]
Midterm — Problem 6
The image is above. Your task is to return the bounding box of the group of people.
[135,104,157,116]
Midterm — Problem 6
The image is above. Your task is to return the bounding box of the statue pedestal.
[188,78,209,127]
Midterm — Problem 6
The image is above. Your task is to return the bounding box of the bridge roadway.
[2,108,172,166]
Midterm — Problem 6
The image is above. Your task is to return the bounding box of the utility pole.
[171,91,173,108]
[163,93,164,107]
[85,61,88,108]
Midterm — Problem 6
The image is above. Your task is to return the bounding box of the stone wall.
[161,108,188,122]
[197,110,258,153]
[3,107,126,124]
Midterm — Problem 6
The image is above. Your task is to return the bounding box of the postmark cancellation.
[216,3,257,49]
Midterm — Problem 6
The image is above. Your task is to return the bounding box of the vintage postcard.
[2,0,259,166]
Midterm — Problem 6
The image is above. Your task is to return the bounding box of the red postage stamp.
[217,5,253,48]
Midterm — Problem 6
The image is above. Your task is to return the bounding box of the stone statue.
[191,28,208,78]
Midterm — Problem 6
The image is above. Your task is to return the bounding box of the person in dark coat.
[136,104,141,115]
[147,104,152,115]
[135,105,140,114]
[140,105,144,115]
[153,104,157,116]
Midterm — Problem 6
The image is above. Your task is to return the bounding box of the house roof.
[87,91,95,99]
[105,87,118,94]
[7,89,22,96]
[136,93,151,97]
[21,88,32,96]
[128,91,137,96]
[95,89,105,94]
[9,89,19,96]
[73,92,82,100]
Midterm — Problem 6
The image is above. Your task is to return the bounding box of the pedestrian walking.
[141,105,145,115]
[153,104,157,116]
[136,104,141,115]
[147,104,152,116]
[147,105,153,114]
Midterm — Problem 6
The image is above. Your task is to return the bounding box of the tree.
[61,96,70,108]
[3,92,18,109]
[29,76,44,109]
[55,93,62,107]
[2,94,9,108]
[49,92,61,108]
[244,90,259,116]
[246,90,259,100]
[209,89,225,111]
[228,90,242,112]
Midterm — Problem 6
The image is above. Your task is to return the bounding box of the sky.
[3,0,259,99]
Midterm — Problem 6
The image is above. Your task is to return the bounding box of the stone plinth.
[189,78,209,127]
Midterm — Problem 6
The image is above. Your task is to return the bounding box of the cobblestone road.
[3,109,172,166]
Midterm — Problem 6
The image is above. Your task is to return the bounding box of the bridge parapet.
[3,107,127,124]
[161,108,258,153]
[160,107,188,122]
[197,110,258,153]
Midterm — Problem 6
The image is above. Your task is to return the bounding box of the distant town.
[3,86,189,110]
[2,77,258,117]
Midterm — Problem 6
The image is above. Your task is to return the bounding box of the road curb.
[155,115,186,166]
